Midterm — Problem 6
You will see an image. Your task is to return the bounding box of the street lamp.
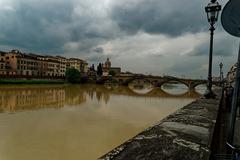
[204,0,221,99]
[219,62,223,82]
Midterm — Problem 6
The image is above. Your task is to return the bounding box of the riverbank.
[99,89,223,160]
[0,79,65,84]
[0,77,117,85]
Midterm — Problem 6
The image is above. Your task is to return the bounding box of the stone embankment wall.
[99,91,222,160]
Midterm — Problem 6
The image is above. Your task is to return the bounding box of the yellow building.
[1,50,88,78]
[5,50,40,76]
[0,51,6,75]
[44,56,62,77]
[82,60,89,73]
[67,58,88,73]
[56,56,67,77]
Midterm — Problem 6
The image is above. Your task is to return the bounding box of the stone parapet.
[98,92,222,160]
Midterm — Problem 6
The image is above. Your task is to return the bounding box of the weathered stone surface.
[235,118,240,145]
[98,92,222,160]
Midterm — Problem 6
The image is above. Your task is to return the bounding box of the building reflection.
[0,86,87,113]
[0,87,66,113]
[0,84,201,113]
[64,85,87,106]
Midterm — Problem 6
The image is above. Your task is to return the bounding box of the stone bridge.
[112,75,209,90]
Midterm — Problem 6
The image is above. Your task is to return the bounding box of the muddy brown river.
[0,84,202,160]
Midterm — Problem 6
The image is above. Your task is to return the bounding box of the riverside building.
[67,58,88,74]
[0,51,6,75]
[0,50,89,78]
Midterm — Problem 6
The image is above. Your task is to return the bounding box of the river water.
[0,84,203,160]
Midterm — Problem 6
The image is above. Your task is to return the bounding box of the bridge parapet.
[98,89,222,160]
[114,75,208,90]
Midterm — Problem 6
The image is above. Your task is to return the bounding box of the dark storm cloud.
[0,0,118,54]
[0,0,227,55]
[0,1,73,53]
[0,0,234,77]
[110,0,209,37]
[189,33,238,57]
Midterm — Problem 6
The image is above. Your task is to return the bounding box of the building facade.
[0,50,88,78]
[56,56,67,77]
[103,58,111,76]
[227,63,237,86]
[6,50,42,76]
[67,58,88,73]
[102,58,121,76]
[0,51,6,75]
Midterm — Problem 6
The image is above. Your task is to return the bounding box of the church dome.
[105,58,111,68]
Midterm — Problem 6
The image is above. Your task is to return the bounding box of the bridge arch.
[112,75,208,90]
[158,79,190,90]
[123,77,155,86]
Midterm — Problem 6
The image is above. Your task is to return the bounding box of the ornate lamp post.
[219,62,223,82]
[204,0,222,99]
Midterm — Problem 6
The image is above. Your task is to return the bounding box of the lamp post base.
[204,89,216,99]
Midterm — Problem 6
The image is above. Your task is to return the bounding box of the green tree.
[109,70,116,76]
[65,68,81,83]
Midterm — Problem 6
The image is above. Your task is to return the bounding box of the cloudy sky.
[0,0,238,78]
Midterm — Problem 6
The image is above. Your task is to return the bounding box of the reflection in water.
[161,83,189,95]
[0,84,202,113]
[0,86,66,113]
[128,79,154,94]
[195,84,207,95]
[0,84,200,160]
[130,87,153,94]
